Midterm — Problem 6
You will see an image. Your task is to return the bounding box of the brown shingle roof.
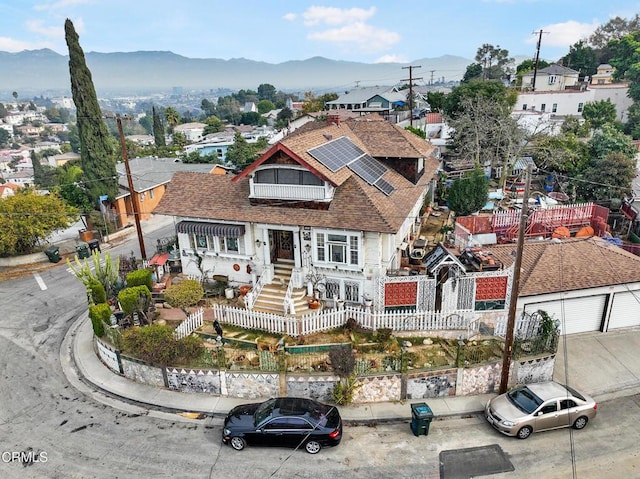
[345,115,435,158]
[484,237,640,296]
[154,120,440,234]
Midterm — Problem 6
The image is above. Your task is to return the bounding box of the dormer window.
[254,167,322,186]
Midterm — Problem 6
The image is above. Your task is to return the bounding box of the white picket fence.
[173,307,204,340]
[212,304,477,338]
[494,313,541,339]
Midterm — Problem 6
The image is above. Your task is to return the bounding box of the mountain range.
[0,49,474,97]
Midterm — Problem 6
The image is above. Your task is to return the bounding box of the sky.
[0,0,639,64]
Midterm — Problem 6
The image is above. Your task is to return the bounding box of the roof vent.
[323,133,333,141]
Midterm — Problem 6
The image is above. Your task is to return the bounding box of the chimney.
[327,113,340,126]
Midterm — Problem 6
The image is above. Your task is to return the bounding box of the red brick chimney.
[327,113,340,126]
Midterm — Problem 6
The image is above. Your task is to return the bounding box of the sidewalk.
[62,309,640,424]
[63,313,493,423]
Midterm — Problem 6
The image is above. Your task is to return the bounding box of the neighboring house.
[515,82,633,123]
[591,64,615,85]
[113,156,218,227]
[3,167,34,187]
[153,114,440,314]
[325,86,406,116]
[243,102,257,113]
[486,237,640,334]
[184,126,276,161]
[0,122,14,139]
[47,151,80,168]
[520,64,580,92]
[126,134,155,146]
[173,122,206,143]
[0,183,18,198]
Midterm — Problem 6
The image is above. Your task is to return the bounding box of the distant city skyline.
[1,0,638,66]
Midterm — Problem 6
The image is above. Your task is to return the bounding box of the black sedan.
[222,397,342,454]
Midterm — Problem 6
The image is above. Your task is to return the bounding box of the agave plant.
[68,250,120,300]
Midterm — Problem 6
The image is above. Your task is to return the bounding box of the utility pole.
[499,163,532,394]
[402,65,422,127]
[117,115,147,260]
[531,30,546,92]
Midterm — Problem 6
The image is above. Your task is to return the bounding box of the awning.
[148,252,170,266]
[176,221,245,238]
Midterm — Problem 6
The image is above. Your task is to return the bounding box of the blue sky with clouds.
[1,0,638,63]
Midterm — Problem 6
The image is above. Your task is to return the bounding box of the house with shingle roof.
[520,64,580,92]
[113,156,221,227]
[154,114,440,315]
[479,237,640,334]
[325,86,407,116]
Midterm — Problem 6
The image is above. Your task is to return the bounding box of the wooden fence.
[212,304,477,338]
[174,307,204,340]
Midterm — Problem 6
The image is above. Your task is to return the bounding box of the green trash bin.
[44,245,61,263]
[410,402,433,436]
[76,242,90,259]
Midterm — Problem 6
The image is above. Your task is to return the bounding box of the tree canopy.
[446,168,489,216]
[65,18,118,205]
[0,189,78,256]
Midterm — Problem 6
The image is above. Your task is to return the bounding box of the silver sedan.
[485,381,598,439]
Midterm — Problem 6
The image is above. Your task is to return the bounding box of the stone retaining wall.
[95,336,556,403]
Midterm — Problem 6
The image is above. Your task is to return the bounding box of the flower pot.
[308,299,320,309]
[239,285,251,296]
[225,287,235,299]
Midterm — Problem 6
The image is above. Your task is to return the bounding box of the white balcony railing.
[251,183,329,201]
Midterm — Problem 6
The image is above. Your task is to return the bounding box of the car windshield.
[507,386,543,414]
[254,398,276,425]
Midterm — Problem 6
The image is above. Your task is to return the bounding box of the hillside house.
[154,115,440,315]
[325,86,406,117]
[113,156,222,227]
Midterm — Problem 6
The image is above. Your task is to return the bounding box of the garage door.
[608,291,640,330]
[524,295,606,335]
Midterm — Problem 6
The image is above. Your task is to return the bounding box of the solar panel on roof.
[374,177,394,196]
[348,154,387,185]
[307,136,364,172]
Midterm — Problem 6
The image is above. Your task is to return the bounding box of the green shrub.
[118,285,151,316]
[88,278,107,305]
[122,324,205,366]
[163,279,204,311]
[126,269,153,290]
[89,303,111,337]
[332,375,361,405]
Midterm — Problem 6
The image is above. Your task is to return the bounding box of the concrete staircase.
[252,260,312,316]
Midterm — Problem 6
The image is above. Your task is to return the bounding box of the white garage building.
[489,237,640,335]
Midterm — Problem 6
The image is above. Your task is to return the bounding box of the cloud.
[34,0,93,11]
[0,36,54,52]
[374,54,407,64]
[530,20,600,48]
[26,19,65,39]
[297,6,399,56]
[302,6,377,26]
[308,22,400,53]
[283,13,296,21]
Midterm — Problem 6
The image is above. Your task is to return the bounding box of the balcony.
[250,183,331,201]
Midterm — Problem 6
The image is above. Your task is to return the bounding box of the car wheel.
[573,416,588,430]
[230,436,246,451]
[517,426,533,439]
[305,440,321,454]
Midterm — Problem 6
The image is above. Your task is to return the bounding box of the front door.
[270,230,293,262]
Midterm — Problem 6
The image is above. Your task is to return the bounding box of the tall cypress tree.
[152,106,166,147]
[64,18,117,206]
[31,150,45,186]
